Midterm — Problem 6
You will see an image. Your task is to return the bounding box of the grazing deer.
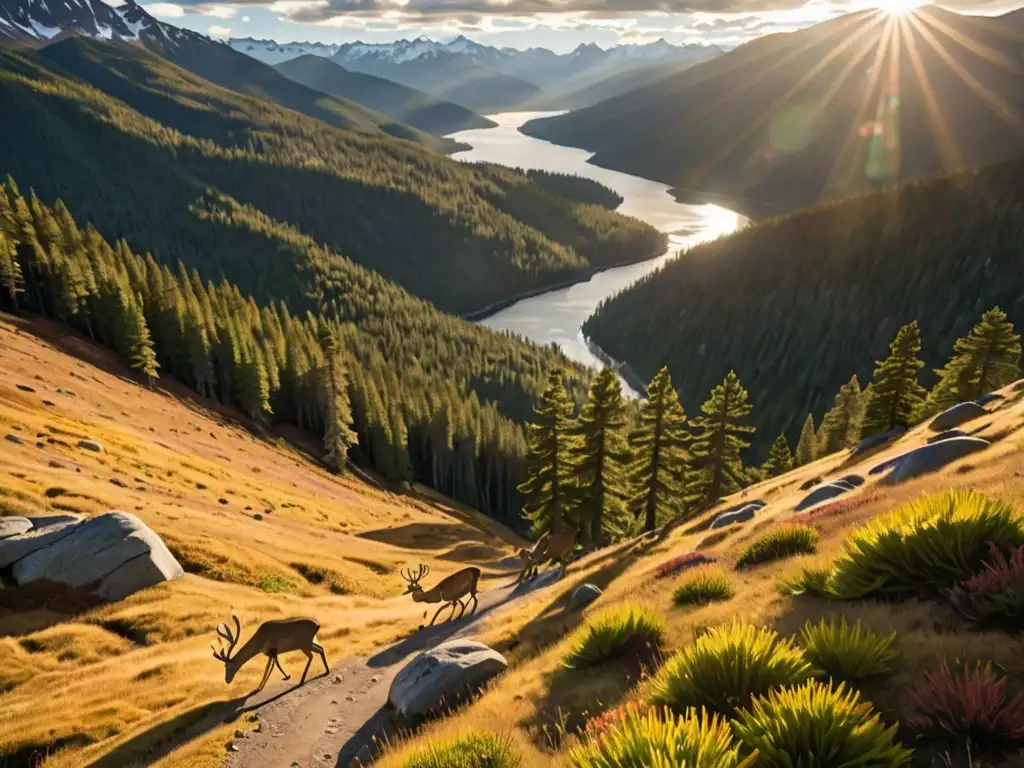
[517,528,576,583]
[211,614,329,694]
[401,564,481,626]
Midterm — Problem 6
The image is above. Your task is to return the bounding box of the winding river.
[448,112,745,385]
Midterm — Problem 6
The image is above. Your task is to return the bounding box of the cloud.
[208,24,233,35]
[241,14,251,20]
[143,3,186,17]
[200,4,237,17]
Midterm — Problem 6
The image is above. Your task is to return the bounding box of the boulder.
[794,483,850,512]
[77,439,103,452]
[833,474,865,488]
[799,477,822,491]
[26,514,84,529]
[927,429,969,444]
[976,393,1005,407]
[851,427,905,457]
[569,583,602,611]
[929,402,987,432]
[389,640,507,720]
[869,452,908,476]
[0,521,81,568]
[11,511,183,600]
[881,438,990,485]
[0,517,33,539]
[711,504,759,529]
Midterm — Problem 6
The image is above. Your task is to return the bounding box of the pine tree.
[125,294,159,387]
[573,367,630,546]
[764,434,793,477]
[0,230,24,310]
[924,307,1022,414]
[794,413,817,466]
[687,370,755,509]
[518,369,576,537]
[627,367,689,532]
[860,321,926,437]
[818,375,864,455]
[318,326,357,472]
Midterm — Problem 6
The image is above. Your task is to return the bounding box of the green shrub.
[401,733,522,768]
[258,572,295,593]
[672,570,732,607]
[563,604,665,669]
[647,622,814,716]
[797,617,899,682]
[732,680,913,767]
[825,490,1024,599]
[777,565,831,597]
[735,525,818,568]
[568,705,748,768]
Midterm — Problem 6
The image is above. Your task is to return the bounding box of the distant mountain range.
[231,34,719,113]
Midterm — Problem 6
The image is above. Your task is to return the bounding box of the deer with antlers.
[516,528,576,583]
[401,564,481,626]
[211,614,329,693]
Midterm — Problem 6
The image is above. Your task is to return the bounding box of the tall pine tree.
[125,294,159,387]
[319,326,357,472]
[818,375,864,455]
[686,370,755,509]
[0,230,24,310]
[763,434,793,478]
[518,369,576,537]
[794,413,817,466]
[861,321,926,437]
[573,367,630,546]
[924,307,1022,414]
[627,367,689,533]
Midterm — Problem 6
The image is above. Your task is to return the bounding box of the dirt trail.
[222,571,559,768]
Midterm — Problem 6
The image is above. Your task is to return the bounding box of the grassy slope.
[376,381,1024,766]
[522,7,1024,216]
[0,314,527,766]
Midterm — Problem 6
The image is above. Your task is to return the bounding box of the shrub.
[672,569,732,607]
[568,705,747,768]
[777,565,831,597]
[732,680,912,767]
[909,661,1024,755]
[948,544,1024,627]
[647,622,814,716]
[789,493,882,526]
[563,604,665,669]
[826,491,1024,599]
[797,617,899,682]
[401,733,522,768]
[582,703,651,742]
[735,525,818,568]
[651,552,714,580]
[258,572,295,593]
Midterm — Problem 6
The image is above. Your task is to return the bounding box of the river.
[448,111,745,389]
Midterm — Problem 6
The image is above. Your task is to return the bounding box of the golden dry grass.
[0,315,526,766]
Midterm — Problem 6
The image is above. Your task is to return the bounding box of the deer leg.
[299,650,314,685]
[445,600,460,622]
[467,592,479,617]
[455,598,467,619]
[255,655,274,693]
[273,655,290,680]
[312,641,329,675]
[429,602,448,626]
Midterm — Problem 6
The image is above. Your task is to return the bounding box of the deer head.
[211,614,242,683]
[400,564,430,601]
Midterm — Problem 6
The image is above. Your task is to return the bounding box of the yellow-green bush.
[401,733,521,768]
[735,525,818,569]
[797,617,899,682]
[647,622,814,716]
[563,604,665,669]
[568,705,748,768]
[672,569,732,607]
[732,680,913,766]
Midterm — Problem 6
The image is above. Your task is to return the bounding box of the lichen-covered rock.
[0,517,33,539]
[929,402,987,432]
[389,640,507,720]
[881,437,990,485]
[11,511,183,600]
[569,583,602,610]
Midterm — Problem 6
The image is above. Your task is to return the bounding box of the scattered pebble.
[254,514,263,521]
[333,675,344,684]
[227,743,239,752]
[219,498,228,505]
[234,729,245,739]
[42,400,55,407]
[345,695,354,702]
[110,478,127,488]
[369,676,380,684]
[16,384,36,392]
[4,434,24,445]
[48,460,64,469]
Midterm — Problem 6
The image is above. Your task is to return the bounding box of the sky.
[141,0,1023,52]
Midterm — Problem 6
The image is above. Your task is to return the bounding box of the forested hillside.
[583,153,1024,456]
[0,39,663,316]
[523,7,1024,216]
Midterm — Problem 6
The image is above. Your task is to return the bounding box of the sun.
[875,0,928,15]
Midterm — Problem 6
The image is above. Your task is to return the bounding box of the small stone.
[331,699,338,704]
[333,674,343,683]
[42,400,55,407]
[219,498,228,505]
[35,442,45,449]
[110,478,128,488]
[369,676,380,684]
[329,718,338,724]
[77,439,103,452]
[227,743,239,752]
[48,460,64,469]
[234,729,245,738]
[254,514,263,521]
[345,695,354,701]
[16,384,36,392]
[291,762,301,767]
[5,434,24,445]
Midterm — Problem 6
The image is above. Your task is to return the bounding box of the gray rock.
[927,429,969,444]
[389,640,507,720]
[569,583,602,610]
[711,504,759,529]
[929,402,987,432]
[27,514,84,529]
[851,427,905,457]
[834,474,865,487]
[794,483,850,511]
[77,439,103,452]
[4,434,24,445]
[881,437,990,485]
[869,452,908,476]
[12,511,183,600]
[976,393,1005,407]
[0,517,33,539]
[0,521,81,568]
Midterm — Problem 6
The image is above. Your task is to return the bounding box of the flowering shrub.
[582,703,650,742]
[651,551,714,580]
[789,493,882,526]
[949,544,1024,626]
[909,660,1024,755]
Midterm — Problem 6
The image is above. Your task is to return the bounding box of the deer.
[400,564,481,626]
[211,614,329,694]
[516,528,576,583]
